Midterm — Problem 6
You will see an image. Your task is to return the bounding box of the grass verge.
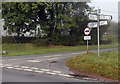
[2,43,118,56]
[66,50,118,80]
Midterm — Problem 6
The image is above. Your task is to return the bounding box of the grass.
[66,50,118,80]
[2,43,118,56]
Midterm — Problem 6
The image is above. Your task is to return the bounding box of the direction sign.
[88,14,97,20]
[84,36,91,40]
[100,21,108,25]
[100,15,112,20]
[87,21,108,28]
[84,28,91,35]
[88,22,97,28]
[89,14,112,21]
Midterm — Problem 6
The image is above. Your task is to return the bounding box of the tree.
[43,2,90,45]
[2,2,91,46]
[2,2,50,36]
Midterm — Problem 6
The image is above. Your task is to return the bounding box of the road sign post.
[84,36,91,54]
[84,28,91,54]
[97,8,100,58]
[88,8,112,58]
[87,40,88,53]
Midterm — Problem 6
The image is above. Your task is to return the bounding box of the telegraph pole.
[97,8,100,58]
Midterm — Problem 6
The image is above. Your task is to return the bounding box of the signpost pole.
[97,8,100,58]
[88,8,112,58]
[87,40,88,54]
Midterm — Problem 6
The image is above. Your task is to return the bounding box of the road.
[1,48,118,82]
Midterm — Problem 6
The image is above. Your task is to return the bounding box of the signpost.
[89,14,112,21]
[97,10,100,58]
[88,8,112,58]
[88,21,108,28]
[84,28,91,53]
[99,15,112,20]
[89,14,97,20]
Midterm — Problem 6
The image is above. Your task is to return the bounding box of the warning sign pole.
[87,40,89,53]
[84,28,91,54]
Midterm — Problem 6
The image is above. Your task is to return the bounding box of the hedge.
[2,36,36,43]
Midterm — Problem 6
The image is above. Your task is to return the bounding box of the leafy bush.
[2,36,36,43]
[2,36,15,43]
[59,36,77,46]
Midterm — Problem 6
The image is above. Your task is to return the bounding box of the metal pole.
[97,8,100,58]
[87,40,89,54]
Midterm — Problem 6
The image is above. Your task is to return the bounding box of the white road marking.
[52,71,61,73]
[2,64,97,81]
[21,66,30,69]
[30,67,39,70]
[40,69,50,72]
[46,72,56,75]
[58,74,73,77]
[28,60,40,63]
[2,64,75,79]
[6,66,14,69]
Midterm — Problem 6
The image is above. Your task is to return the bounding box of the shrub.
[2,36,36,43]
[31,38,49,46]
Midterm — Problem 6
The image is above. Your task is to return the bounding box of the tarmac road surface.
[1,47,118,82]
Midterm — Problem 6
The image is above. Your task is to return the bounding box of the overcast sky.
[88,0,119,22]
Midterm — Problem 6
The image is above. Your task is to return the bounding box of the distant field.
[2,43,118,56]
[66,50,118,80]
